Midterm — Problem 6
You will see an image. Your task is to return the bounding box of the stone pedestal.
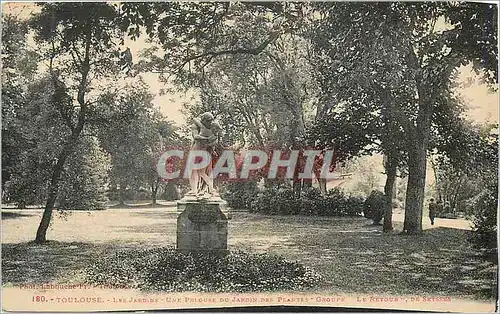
[176,198,230,253]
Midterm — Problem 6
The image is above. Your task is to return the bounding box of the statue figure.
[186,112,221,198]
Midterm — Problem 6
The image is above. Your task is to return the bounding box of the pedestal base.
[176,199,229,253]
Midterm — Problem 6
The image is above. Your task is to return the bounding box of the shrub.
[250,186,363,217]
[85,248,322,292]
[163,182,182,201]
[343,195,365,217]
[250,184,302,215]
[223,181,260,210]
[275,185,302,215]
[57,137,109,210]
[300,187,323,215]
[320,189,364,217]
[363,190,385,222]
[466,182,497,259]
[6,136,109,210]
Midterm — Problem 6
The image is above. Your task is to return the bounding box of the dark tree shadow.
[2,213,497,301]
[114,223,169,235]
[127,212,178,219]
[107,202,176,209]
[1,212,33,220]
[284,225,497,299]
[1,241,140,285]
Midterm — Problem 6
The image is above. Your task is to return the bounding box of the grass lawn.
[2,207,497,301]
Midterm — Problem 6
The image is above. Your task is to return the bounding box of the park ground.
[1,203,497,312]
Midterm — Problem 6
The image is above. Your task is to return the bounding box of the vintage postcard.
[2,1,498,312]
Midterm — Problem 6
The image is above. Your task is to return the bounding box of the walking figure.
[429,198,438,226]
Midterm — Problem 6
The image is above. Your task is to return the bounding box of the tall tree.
[1,15,39,190]
[430,93,498,212]
[94,84,182,205]
[29,3,125,242]
[124,2,309,80]
[309,2,497,234]
[4,75,111,210]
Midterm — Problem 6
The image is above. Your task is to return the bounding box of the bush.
[6,136,109,210]
[323,188,364,217]
[363,190,385,222]
[342,194,365,217]
[250,184,302,215]
[250,186,363,217]
[466,182,497,258]
[57,137,109,210]
[163,181,181,201]
[300,187,323,215]
[223,181,260,210]
[85,248,322,292]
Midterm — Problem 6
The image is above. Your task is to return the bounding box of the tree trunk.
[402,145,427,234]
[392,176,397,200]
[151,178,160,206]
[383,154,397,232]
[318,178,327,195]
[151,184,156,206]
[164,181,179,201]
[292,179,302,197]
[401,81,433,234]
[34,134,80,243]
[302,179,312,189]
[119,182,126,206]
[34,83,86,243]
[35,25,92,243]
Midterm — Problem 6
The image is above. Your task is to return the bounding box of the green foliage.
[127,2,316,150]
[250,185,363,217]
[309,2,497,233]
[122,2,307,79]
[222,181,260,210]
[57,136,110,210]
[363,190,386,221]
[323,188,365,217]
[94,85,156,186]
[444,2,498,84]
[30,3,122,76]
[467,182,498,256]
[161,181,183,201]
[94,83,183,203]
[182,36,317,148]
[306,106,380,162]
[2,76,110,209]
[85,248,322,292]
[5,134,111,210]
[2,15,40,187]
[250,184,296,215]
[431,120,498,212]
[254,184,302,215]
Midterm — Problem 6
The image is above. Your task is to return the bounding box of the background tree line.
[1,2,497,245]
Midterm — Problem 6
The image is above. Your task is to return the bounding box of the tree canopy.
[1,2,497,241]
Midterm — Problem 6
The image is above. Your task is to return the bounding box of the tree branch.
[74,27,92,136]
[380,86,415,138]
[71,41,84,68]
[49,36,75,132]
[177,30,282,71]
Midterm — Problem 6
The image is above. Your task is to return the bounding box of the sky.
[2,2,498,128]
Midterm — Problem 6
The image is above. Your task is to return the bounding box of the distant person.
[429,198,438,225]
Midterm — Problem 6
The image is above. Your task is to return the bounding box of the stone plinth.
[176,199,229,253]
